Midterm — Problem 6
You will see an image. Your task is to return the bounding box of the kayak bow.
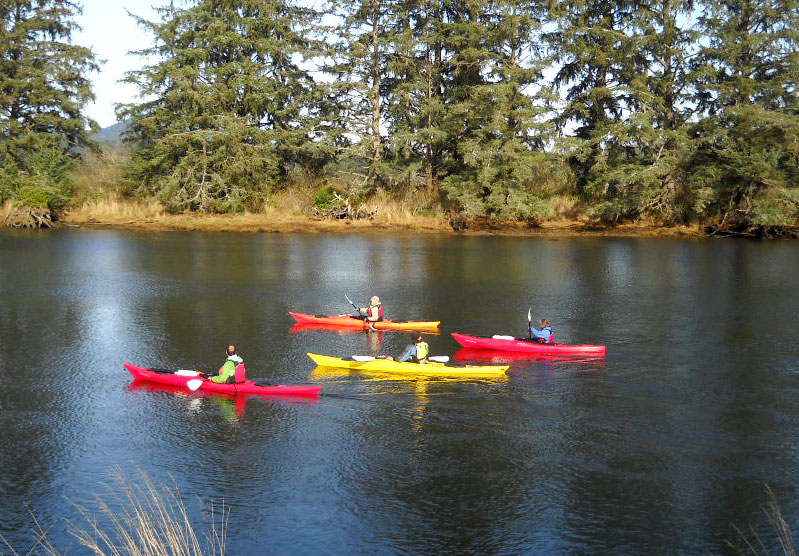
[123,362,323,397]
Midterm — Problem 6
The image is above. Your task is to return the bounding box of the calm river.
[1,229,798,555]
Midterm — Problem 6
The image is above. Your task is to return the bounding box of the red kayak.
[123,362,323,397]
[453,348,606,365]
[451,333,606,356]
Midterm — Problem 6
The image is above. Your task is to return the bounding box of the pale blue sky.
[74,0,159,127]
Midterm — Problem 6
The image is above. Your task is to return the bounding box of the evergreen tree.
[0,0,98,212]
[592,0,698,222]
[689,0,799,228]
[119,0,328,213]
[547,0,640,205]
[326,0,398,191]
[441,0,559,222]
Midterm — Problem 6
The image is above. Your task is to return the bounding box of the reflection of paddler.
[366,329,382,353]
[210,396,245,422]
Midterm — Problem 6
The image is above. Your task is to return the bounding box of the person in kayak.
[386,332,429,363]
[211,345,244,383]
[528,319,554,344]
[355,296,383,322]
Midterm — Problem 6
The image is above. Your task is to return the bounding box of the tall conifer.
[119,0,327,213]
[0,0,98,211]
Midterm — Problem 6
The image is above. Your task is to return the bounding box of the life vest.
[534,327,554,344]
[234,363,246,383]
[368,306,384,321]
[218,356,244,383]
[413,341,429,363]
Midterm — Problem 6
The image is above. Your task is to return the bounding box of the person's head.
[226,345,237,356]
[370,296,381,306]
[540,319,550,328]
[411,332,423,343]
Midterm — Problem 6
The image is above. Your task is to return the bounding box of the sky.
[74,0,160,128]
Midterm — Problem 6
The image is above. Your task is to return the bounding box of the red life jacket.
[234,363,246,383]
[369,306,383,321]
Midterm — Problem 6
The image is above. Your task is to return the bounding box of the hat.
[370,296,381,305]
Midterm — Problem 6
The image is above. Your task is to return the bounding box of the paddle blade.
[351,355,376,362]
[186,379,204,391]
[527,306,532,323]
[428,356,450,363]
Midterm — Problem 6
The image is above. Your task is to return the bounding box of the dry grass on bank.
[1,470,226,556]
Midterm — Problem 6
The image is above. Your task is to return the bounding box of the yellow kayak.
[306,353,509,376]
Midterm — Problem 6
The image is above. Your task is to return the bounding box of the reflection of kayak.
[289,312,440,331]
[123,363,323,397]
[310,365,509,383]
[453,348,606,365]
[451,333,606,356]
[128,380,320,410]
[306,353,508,376]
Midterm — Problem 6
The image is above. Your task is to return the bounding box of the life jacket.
[368,305,384,321]
[534,327,554,344]
[219,355,244,383]
[413,341,429,363]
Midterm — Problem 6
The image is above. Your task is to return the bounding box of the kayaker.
[355,296,383,322]
[529,319,554,344]
[387,332,429,363]
[211,345,244,383]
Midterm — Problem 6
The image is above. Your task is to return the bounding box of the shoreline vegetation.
[3,1,799,239]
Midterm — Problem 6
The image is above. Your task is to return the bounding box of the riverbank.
[61,213,705,238]
[47,202,704,238]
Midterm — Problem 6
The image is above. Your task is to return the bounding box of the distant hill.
[92,120,129,148]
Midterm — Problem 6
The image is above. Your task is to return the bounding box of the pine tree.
[593,0,698,222]
[690,0,799,228]
[326,0,398,191]
[547,0,640,206]
[440,0,558,223]
[119,0,329,213]
[0,0,98,214]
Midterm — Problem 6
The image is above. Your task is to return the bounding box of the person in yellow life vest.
[394,332,429,363]
[211,345,244,383]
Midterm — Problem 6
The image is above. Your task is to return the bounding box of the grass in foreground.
[728,485,796,556]
[1,470,226,556]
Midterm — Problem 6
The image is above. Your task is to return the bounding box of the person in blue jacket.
[385,333,429,363]
[529,319,553,344]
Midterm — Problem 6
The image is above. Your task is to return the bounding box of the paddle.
[187,378,205,391]
[351,355,450,363]
[527,306,533,339]
[345,294,366,317]
[345,293,377,331]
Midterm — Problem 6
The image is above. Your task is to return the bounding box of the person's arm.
[211,361,234,383]
[396,344,415,362]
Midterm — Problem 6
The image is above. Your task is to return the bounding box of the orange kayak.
[288,311,440,331]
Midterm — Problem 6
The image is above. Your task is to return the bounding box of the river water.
[0,229,798,555]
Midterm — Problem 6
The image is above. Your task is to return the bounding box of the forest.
[2,0,799,235]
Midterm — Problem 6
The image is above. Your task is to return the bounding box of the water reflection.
[2,230,799,555]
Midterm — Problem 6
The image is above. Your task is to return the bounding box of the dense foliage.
[0,0,98,216]
[3,0,797,231]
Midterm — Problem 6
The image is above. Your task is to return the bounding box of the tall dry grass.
[0,470,226,556]
[66,147,166,224]
[728,485,796,556]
